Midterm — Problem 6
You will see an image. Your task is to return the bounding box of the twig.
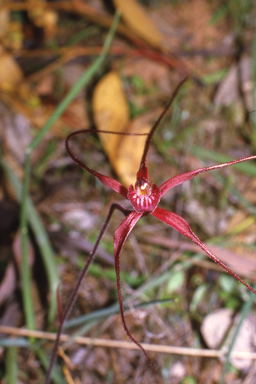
[1,325,256,360]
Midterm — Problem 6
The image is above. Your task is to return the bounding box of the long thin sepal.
[159,155,256,196]
[114,211,157,373]
[66,130,128,198]
[139,77,188,169]
[152,207,256,295]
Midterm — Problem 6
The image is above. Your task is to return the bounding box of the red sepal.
[152,207,256,294]
[66,130,128,198]
[114,211,143,258]
[159,155,256,197]
[137,164,149,181]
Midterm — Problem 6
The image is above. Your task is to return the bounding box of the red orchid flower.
[45,78,256,382]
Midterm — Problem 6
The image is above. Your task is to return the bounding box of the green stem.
[20,154,35,330]
[6,347,17,384]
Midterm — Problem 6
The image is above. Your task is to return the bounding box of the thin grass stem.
[20,154,35,330]
[1,157,59,325]
[6,347,17,384]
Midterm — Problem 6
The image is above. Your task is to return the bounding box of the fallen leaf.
[27,0,46,28]
[0,52,23,92]
[92,71,130,164]
[201,309,256,371]
[201,308,233,350]
[0,2,9,39]
[114,115,152,186]
[93,72,156,186]
[113,0,163,50]
[3,20,24,51]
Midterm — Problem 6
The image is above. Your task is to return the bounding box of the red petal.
[159,155,256,196]
[152,207,256,294]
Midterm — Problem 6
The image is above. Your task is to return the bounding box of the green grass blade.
[0,338,29,347]
[1,158,59,324]
[20,154,35,330]
[5,347,18,384]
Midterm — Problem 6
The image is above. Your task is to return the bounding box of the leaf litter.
[0,1,256,383]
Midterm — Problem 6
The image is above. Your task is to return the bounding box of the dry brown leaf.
[27,0,46,27]
[201,308,233,350]
[93,71,154,186]
[115,116,152,187]
[113,0,163,50]
[3,21,23,51]
[92,71,130,164]
[0,52,23,91]
[201,310,256,371]
[0,1,9,39]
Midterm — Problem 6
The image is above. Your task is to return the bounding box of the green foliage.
[189,283,209,313]
[165,269,185,294]
[181,376,197,384]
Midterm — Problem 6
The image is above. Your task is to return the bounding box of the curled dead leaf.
[115,117,152,187]
[0,52,23,92]
[113,0,163,50]
[93,71,157,186]
[92,71,130,161]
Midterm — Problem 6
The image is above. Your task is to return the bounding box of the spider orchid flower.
[65,78,256,372]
